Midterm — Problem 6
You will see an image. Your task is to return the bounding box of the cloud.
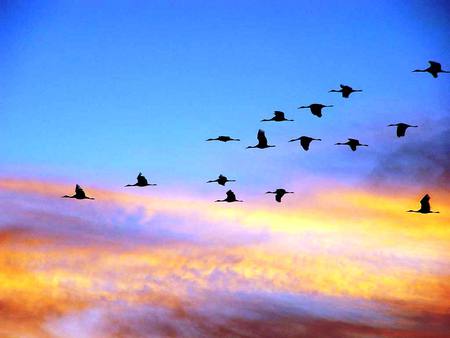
[369,119,450,191]
[0,177,449,337]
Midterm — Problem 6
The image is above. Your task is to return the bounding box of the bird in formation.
[261,111,294,122]
[62,184,95,200]
[125,172,157,187]
[335,138,368,151]
[289,136,322,151]
[413,61,449,78]
[297,103,333,117]
[247,129,276,149]
[329,84,362,98]
[388,123,418,137]
[215,190,243,202]
[206,136,240,142]
[207,174,236,186]
[266,189,294,202]
[407,194,439,214]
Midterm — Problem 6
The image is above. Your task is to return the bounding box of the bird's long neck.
[261,119,270,122]
[329,89,340,93]
[413,69,426,72]
[125,184,136,187]
[246,146,256,149]
[62,195,73,198]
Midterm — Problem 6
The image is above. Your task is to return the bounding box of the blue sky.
[1,0,449,193]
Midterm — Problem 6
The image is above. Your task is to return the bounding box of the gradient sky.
[1,1,449,337]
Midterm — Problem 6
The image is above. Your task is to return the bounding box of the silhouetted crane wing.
[419,194,431,213]
[226,190,236,200]
[274,111,285,119]
[300,137,311,150]
[428,61,442,71]
[397,124,408,137]
[257,129,268,147]
[137,173,148,185]
[75,184,86,198]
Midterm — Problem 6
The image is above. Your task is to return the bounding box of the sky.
[0,1,449,337]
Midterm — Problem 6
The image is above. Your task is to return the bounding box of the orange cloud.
[0,178,449,337]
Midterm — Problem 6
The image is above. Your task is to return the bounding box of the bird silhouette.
[413,61,449,78]
[261,111,294,122]
[125,172,157,187]
[266,189,294,202]
[247,129,275,149]
[297,103,333,117]
[388,123,418,137]
[62,184,95,200]
[206,136,240,142]
[215,190,243,202]
[407,194,439,214]
[335,138,368,151]
[329,84,362,98]
[289,136,321,151]
[207,174,236,186]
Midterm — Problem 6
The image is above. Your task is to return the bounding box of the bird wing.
[75,185,86,198]
[274,111,284,118]
[397,124,408,137]
[137,174,149,185]
[226,190,236,200]
[428,61,441,70]
[257,129,268,146]
[300,137,310,150]
[419,194,431,213]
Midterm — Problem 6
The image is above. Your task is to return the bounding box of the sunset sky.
[1,1,449,337]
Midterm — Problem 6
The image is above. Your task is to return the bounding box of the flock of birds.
[62,61,448,213]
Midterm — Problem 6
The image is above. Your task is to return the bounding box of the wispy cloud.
[0,178,449,337]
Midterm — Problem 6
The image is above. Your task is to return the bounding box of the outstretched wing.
[419,194,431,213]
[257,129,268,146]
[75,184,86,198]
[274,111,285,118]
[137,173,149,185]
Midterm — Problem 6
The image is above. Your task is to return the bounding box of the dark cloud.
[369,119,450,191]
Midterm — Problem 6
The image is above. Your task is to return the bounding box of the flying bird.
[335,138,368,151]
[215,190,243,202]
[266,189,294,203]
[207,174,236,186]
[388,123,418,137]
[329,84,362,98]
[297,103,333,117]
[261,111,294,122]
[289,136,321,151]
[62,184,95,200]
[125,172,157,187]
[407,194,439,214]
[413,61,449,78]
[247,129,275,149]
[206,136,240,142]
